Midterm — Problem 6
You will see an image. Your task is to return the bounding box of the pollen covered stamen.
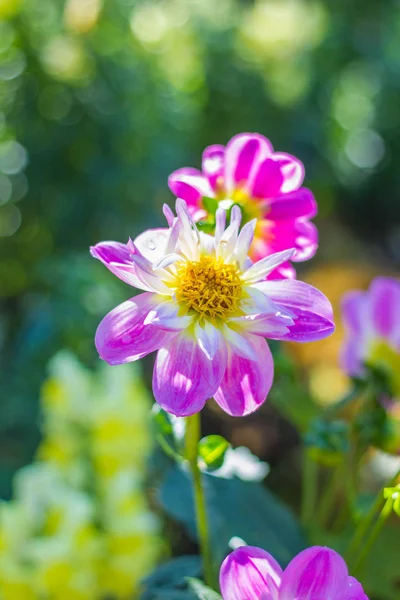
[176,256,242,320]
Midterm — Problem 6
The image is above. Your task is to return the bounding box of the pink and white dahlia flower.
[169,132,317,278]
[219,545,368,600]
[341,277,400,397]
[91,200,333,418]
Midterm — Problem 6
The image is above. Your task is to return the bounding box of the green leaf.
[198,435,230,471]
[196,221,215,234]
[152,405,184,463]
[202,197,219,214]
[187,578,222,600]
[159,466,306,569]
[140,555,201,600]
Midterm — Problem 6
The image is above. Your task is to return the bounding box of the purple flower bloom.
[219,545,368,600]
[91,200,334,417]
[169,133,318,279]
[341,277,400,397]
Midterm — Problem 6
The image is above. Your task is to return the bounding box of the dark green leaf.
[140,555,202,600]
[159,466,306,568]
[198,435,230,471]
[187,578,222,600]
[152,405,184,462]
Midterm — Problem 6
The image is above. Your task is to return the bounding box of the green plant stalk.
[185,412,214,588]
[301,449,318,527]
[346,467,400,562]
[351,497,393,575]
[316,463,342,530]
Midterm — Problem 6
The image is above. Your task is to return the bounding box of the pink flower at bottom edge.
[91,200,334,418]
[219,545,369,600]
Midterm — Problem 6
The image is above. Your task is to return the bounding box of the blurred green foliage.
[1,0,400,496]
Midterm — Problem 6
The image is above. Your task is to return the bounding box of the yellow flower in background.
[0,352,161,599]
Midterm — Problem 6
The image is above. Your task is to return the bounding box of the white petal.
[233,219,256,267]
[222,324,258,360]
[242,248,296,283]
[144,301,193,331]
[195,321,222,360]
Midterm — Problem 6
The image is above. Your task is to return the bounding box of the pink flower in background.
[169,133,317,279]
[91,200,333,418]
[341,277,400,398]
[219,545,368,600]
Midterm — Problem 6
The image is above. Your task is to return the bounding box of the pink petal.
[229,313,294,338]
[340,337,365,378]
[271,152,305,193]
[152,332,227,417]
[267,219,318,263]
[168,167,213,206]
[214,336,273,417]
[202,144,225,189]
[219,546,282,600]
[267,262,297,281]
[90,241,154,291]
[251,158,284,199]
[224,133,273,193]
[279,547,349,600]
[368,277,400,341]
[341,290,365,335]
[254,279,334,342]
[268,188,317,220]
[345,576,369,600]
[95,293,176,365]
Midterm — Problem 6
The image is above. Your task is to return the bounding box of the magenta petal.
[90,241,153,291]
[152,332,227,417]
[168,167,213,206]
[255,279,334,342]
[345,576,369,600]
[279,546,349,600]
[251,158,284,199]
[214,336,273,416]
[271,152,305,193]
[341,290,365,335]
[268,188,317,220]
[368,277,400,340]
[219,546,282,600]
[340,337,365,378]
[202,144,225,189]
[224,133,273,192]
[267,219,318,263]
[95,293,176,365]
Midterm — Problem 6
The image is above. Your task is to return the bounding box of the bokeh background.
[1,0,400,561]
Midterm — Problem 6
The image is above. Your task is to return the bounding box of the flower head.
[168,133,317,278]
[219,545,368,600]
[91,199,334,417]
[341,277,400,397]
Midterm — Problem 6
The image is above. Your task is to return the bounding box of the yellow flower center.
[175,255,243,320]
[367,340,400,397]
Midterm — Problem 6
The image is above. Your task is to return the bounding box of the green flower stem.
[351,497,393,576]
[347,468,400,566]
[324,386,361,417]
[301,449,318,527]
[316,463,342,529]
[185,412,214,588]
